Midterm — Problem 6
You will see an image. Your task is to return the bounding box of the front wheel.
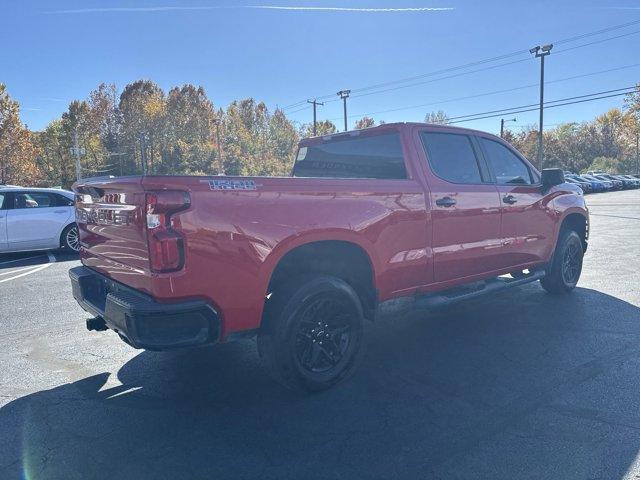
[258,275,365,392]
[61,223,80,252]
[540,229,584,294]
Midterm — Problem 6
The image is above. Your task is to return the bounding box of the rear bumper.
[69,266,220,350]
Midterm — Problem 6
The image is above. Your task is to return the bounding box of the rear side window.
[0,193,5,209]
[420,132,483,184]
[479,137,534,185]
[52,193,74,206]
[293,133,407,179]
[14,192,54,209]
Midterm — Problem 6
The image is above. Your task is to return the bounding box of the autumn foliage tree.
[355,117,375,129]
[0,84,39,185]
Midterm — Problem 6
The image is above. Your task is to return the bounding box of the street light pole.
[530,44,553,170]
[337,90,351,132]
[307,99,324,136]
[500,117,517,138]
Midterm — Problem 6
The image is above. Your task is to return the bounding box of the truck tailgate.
[74,177,151,289]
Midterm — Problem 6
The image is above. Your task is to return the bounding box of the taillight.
[146,191,190,272]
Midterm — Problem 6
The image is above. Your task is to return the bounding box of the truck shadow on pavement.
[2,286,640,479]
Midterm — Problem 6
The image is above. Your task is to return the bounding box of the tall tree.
[162,84,217,174]
[34,120,75,187]
[425,110,449,124]
[0,84,39,185]
[119,80,165,173]
[354,117,375,129]
[299,120,337,138]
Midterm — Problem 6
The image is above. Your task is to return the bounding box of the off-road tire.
[540,229,583,294]
[258,275,365,392]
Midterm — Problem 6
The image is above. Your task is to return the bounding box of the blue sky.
[2,0,640,134]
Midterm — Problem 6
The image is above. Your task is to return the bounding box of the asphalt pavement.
[1,189,639,479]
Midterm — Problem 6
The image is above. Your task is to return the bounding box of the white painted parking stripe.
[0,265,42,276]
[0,251,56,284]
[0,263,52,283]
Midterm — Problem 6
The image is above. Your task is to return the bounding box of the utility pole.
[500,117,517,138]
[139,132,146,175]
[530,44,553,170]
[307,99,324,135]
[337,90,351,132]
[72,126,83,182]
[212,118,223,173]
[636,130,639,175]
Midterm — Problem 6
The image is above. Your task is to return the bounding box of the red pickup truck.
[69,122,588,391]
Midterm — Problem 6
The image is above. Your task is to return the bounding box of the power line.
[447,86,635,121]
[329,62,640,121]
[337,29,640,103]
[447,90,634,125]
[282,19,640,111]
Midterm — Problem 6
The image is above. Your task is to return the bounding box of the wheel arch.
[558,211,588,252]
[264,237,378,320]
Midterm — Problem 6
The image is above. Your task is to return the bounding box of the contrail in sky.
[46,5,454,14]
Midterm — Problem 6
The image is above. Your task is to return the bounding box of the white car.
[0,186,79,254]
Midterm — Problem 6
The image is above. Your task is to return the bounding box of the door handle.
[54,210,66,213]
[503,195,518,205]
[435,196,457,207]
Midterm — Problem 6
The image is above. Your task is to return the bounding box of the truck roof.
[0,185,73,196]
[299,122,494,146]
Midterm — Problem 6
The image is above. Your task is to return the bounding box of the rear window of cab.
[293,133,407,179]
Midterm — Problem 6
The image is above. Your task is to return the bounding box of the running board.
[413,270,546,311]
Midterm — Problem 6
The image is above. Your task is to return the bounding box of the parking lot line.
[0,252,56,284]
[0,263,53,283]
[0,265,42,276]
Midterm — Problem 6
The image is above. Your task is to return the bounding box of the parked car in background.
[582,174,613,191]
[565,177,592,194]
[568,174,605,192]
[621,175,640,187]
[0,186,79,254]
[594,174,623,190]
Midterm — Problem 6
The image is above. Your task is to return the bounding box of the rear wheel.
[258,275,365,392]
[540,229,583,294]
[61,223,80,252]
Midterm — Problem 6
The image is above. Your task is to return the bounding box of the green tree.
[33,120,75,187]
[222,99,297,176]
[119,80,166,173]
[299,120,337,138]
[162,84,217,174]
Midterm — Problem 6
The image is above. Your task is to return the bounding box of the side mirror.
[541,168,565,191]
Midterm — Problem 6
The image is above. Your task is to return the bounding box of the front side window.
[479,137,534,185]
[0,193,5,209]
[420,132,483,184]
[293,133,407,179]
[14,192,54,209]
